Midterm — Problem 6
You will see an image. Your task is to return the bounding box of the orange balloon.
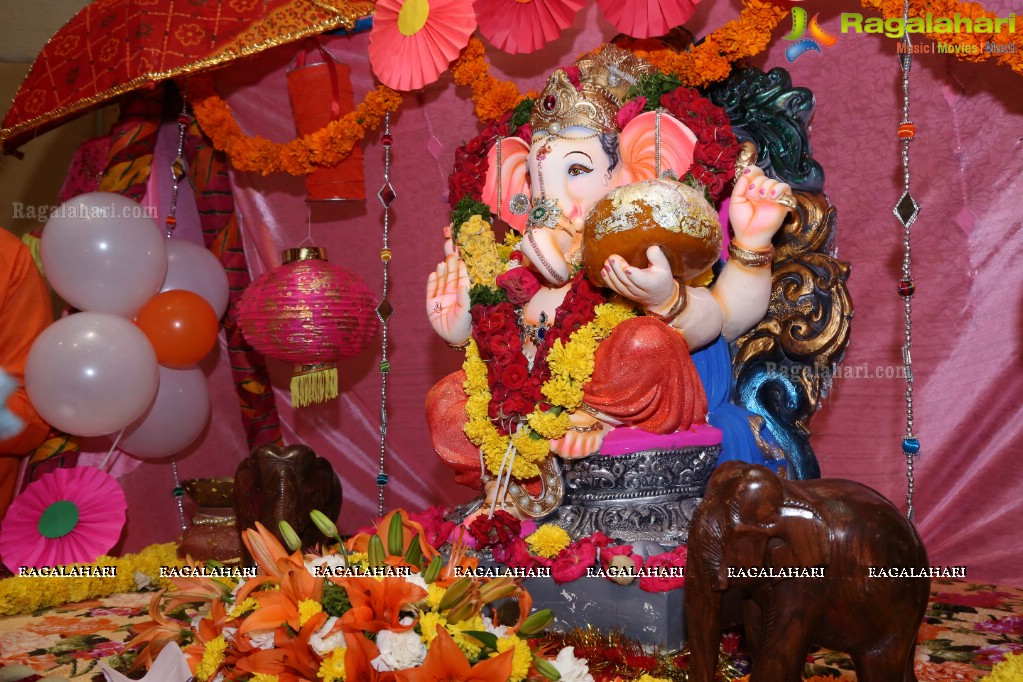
[135,290,219,367]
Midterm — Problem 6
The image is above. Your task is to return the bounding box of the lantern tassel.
[291,364,339,408]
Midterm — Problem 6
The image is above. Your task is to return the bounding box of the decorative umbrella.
[0,466,127,572]
[0,0,375,154]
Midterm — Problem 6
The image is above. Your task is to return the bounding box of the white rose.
[305,554,347,577]
[370,629,427,671]
[551,646,594,682]
[247,630,276,650]
[309,616,344,656]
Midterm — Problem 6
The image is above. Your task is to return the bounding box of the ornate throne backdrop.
[72,0,1022,583]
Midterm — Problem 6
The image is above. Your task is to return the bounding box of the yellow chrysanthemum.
[542,374,584,409]
[511,430,550,462]
[298,599,323,627]
[229,597,259,618]
[495,635,532,682]
[459,214,487,237]
[547,338,596,383]
[984,653,1023,681]
[527,410,572,439]
[251,675,279,682]
[450,615,487,659]
[634,676,671,682]
[418,610,448,645]
[346,552,369,567]
[317,647,347,682]
[196,635,227,682]
[525,525,572,558]
[425,583,447,610]
[503,231,522,248]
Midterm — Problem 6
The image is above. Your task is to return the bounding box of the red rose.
[449,170,482,208]
[564,65,582,89]
[516,124,532,141]
[615,97,647,130]
[501,364,528,390]
[496,267,542,306]
[493,536,534,568]
[551,539,598,583]
[501,393,535,418]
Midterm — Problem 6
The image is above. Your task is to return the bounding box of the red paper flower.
[474,0,586,54]
[369,0,477,91]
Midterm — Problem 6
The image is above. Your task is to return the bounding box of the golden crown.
[531,45,654,136]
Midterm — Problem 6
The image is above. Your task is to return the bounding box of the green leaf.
[469,285,508,307]
[628,72,684,109]
[322,580,351,618]
[460,630,499,651]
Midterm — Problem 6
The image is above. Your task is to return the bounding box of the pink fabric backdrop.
[103,0,1022,584]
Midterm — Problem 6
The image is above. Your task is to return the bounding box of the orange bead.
[898,123,916,140]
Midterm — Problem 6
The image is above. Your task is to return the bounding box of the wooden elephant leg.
[748,615,809,682]
[851,643,919,682]
[742,599,764,659]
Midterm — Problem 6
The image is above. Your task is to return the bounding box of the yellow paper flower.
[495,634,532,682]
[298,598,323,627]
[196,635,227,682]
[525,525,572,558]
[317,647,347,682]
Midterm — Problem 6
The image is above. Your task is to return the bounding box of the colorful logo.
[783,7,839,61]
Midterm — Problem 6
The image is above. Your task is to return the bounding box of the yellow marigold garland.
[463,301,637,480]
[188,74,403,176]
[0,542,183,617]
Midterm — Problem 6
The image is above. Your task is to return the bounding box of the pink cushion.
[599,423,723,456]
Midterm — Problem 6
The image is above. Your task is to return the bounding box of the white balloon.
[41,192,167,317]
[161,239,230,319]
[120,365,211,460]
[25,312,159,437]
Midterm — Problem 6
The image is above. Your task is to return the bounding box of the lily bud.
[518,608,555,636]
[387,513,406,556]
[532,654,562,681]
[309,510,341,542]
[278,521,302,552]
[423,555,444,584]
[438,576,473,611]
[368,535,386,568]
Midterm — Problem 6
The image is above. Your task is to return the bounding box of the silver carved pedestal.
[553,444,721,546]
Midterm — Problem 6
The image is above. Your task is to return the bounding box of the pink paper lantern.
[238,247,379,407]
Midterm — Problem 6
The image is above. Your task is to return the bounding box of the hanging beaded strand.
[166,103,191,237]
[893,0,921,520]
[168,102,192,532]
[375,114,396,517]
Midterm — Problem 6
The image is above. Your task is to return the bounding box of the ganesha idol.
[426,46,793,536]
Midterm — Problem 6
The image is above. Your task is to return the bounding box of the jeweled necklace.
[375,114,396,516]
[894,0,921,520]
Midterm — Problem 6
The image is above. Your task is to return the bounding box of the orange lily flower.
[237,560,323,635]
[345,630,397,682]
[334,576,427,633]
[235,610,327,682]
[124,591,191,671]
[395,627,514,682]
[182,601,234,677]
[347,510,439,561]
[162,559,232,613]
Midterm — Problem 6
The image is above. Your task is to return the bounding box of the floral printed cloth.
[0,579,1019,680]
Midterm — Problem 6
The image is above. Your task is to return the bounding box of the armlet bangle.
[728,242,775,269]
[447,339,470,351]
[646,283,687,324]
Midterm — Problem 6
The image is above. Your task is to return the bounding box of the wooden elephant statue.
[234,443,342,555]
[685,461,929,682]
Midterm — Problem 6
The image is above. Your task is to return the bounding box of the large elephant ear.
[618,111,698,186]
[770,502,831,573]
[482,137,531,233]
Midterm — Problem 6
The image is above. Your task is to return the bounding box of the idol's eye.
[568,163,594,177]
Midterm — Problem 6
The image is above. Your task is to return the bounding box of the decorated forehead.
[530,45,654,136]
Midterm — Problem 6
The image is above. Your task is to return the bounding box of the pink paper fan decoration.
[0,466,127,573]
[475,0,585,54]
[369,0,477,91]
[597,0,701,39]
